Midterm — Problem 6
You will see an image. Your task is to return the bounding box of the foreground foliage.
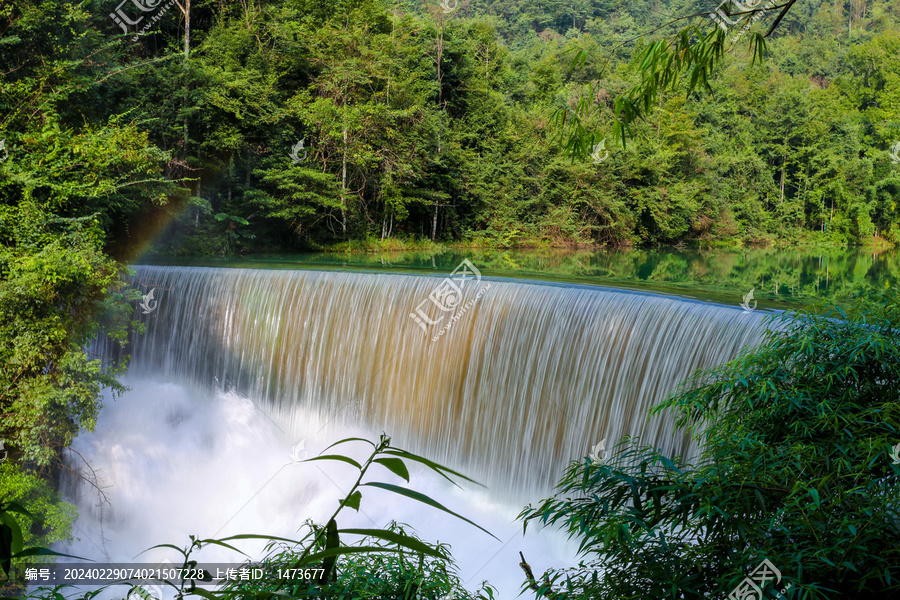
[521,286,900,599]
[9,434,496,600]
[0,206,147,575]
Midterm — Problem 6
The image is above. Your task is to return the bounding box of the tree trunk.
[431,203,438,241]
[177,0,190,158]
[779,153,786,203]
[436,13,444,105]
[184,0,191,59]
[341,126,348,235]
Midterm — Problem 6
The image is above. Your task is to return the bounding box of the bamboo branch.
[765,0,798,37]
[93,55,180,85]
[519,551,539,592]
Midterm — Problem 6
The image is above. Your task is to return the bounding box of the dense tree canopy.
[1,0,898,253]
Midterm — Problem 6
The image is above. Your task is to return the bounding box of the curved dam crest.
[104,265,772,495]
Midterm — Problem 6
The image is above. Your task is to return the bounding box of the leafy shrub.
[521,286,900,599]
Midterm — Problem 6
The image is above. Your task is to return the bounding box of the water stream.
[60,265,773,598]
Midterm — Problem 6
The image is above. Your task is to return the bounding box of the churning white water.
[96,266,771,495]
[58,378,576,599]
[56,266,772,598]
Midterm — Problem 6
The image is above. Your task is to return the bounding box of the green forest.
[3,0,900,256]
[2,0,900,598]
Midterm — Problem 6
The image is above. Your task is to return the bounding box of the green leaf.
[381,449,483,487]
[0,513,23,557]
[320,437,377,454]
[12,547,90,561]
[336,528,447,559]
[216,534,302,545]
[193,539,249,556]
[302,454,363,470]
[361,482,498,540]
[1,502,41,522]
[809,488,821,508]
[320,519,339,584]
[1,524,13,576]
[183,587,220,600]
[300,545,412,564]
[343,491,362,511]
[373,458,410,482]
[141,544,187,556]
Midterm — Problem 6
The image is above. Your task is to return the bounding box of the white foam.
[55,378,578,599]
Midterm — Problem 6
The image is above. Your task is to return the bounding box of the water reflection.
[141,246,900,310]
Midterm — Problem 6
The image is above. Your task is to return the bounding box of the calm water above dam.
[142,245,900,311]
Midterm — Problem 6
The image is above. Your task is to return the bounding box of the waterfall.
[108,265,770,496]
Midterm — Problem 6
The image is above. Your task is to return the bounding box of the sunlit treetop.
[556,0,798,160]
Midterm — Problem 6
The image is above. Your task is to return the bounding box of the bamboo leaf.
[381,449,483,487]
[194,539,250,556]
[303,454,363,470]
[320,437,377,454]
[361,482,498,540]
[12,547,90,560]
[301,545,410,564]
[336,528,446,559]
[185,588,221,600]
[216,534,303,545]
[374,458,410,482]
[344,491,362,512]
[319,519,339,584]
